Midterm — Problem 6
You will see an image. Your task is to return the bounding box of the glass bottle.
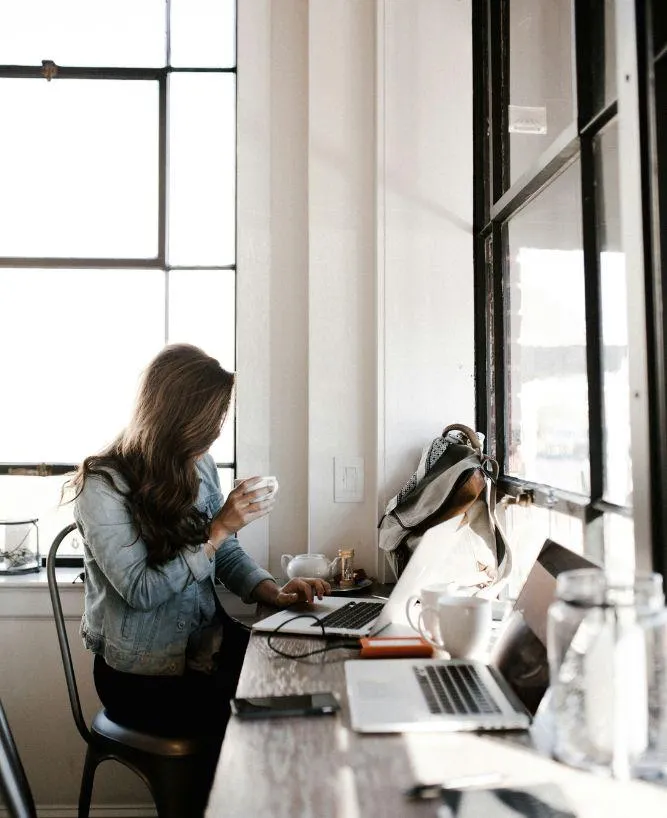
[547,568,667,780]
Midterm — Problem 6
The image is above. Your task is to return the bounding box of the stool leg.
[78,746,99,818]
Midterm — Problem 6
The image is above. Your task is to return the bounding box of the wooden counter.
[205,630,667,818]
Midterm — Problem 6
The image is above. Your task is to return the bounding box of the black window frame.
[472,0,667,582]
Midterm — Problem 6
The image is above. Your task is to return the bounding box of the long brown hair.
[71,344,235,566]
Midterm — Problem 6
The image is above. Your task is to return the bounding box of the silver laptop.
[252,515,472,638]
[344,540,599,733]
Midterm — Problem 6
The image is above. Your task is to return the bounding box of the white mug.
[234,476,279,501]
[418,595,492,659]
[404,582,459,635]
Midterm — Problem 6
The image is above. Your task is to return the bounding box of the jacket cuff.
[239,567,275,604]
[182,545,214,583]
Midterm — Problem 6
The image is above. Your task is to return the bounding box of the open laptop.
[253,515,479,638]
[344,539,599,733]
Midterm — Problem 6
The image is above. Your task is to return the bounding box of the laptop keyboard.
[414,663,501,715]
[312,601,384,630]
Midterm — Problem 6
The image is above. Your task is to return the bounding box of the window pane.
[0,79,159,259]
[595,122,631,507]
[500,502,584,598]
[170,0,236,68]
[218,468,234,497]
[210,411,234,465]
[506,160,589,493]
[168,73,236,266]
[0,0,166,68]
[603,513,635,580]
[168,269,235,464]
[0,476,78,559]
[0,269,165,463]
[508,0,576,186]
[167,270,235,371]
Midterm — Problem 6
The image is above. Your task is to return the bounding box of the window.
[0,0,237,561]
[473,0,666,583]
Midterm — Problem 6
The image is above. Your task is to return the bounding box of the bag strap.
[441,423,483,454]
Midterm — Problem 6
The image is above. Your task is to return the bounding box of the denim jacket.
[73,453,274,676]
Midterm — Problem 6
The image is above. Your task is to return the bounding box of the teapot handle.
[280,554,294,576]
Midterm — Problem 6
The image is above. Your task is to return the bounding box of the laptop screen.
[490,540,600,715]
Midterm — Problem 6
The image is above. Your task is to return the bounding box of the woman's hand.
[252,577,332,607]
[274,577,331,606]
[208,477,276,548]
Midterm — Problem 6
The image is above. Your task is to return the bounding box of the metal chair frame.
[47,523,215,818]
[0,698,37,818]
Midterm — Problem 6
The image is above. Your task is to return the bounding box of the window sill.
[0,567,83,618]
[0,568,257,621]
[0,566,82,589]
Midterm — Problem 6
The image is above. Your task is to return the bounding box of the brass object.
[338,548,355,588]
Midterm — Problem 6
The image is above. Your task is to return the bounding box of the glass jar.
[547,569,667,780]
[0,518,40,574]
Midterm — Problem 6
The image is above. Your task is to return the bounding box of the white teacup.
[234,476,279,501]
[418,595,492,659]
[404,582,459,636]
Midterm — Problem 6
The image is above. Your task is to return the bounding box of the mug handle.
[417,605,445,649]
[405,594,421,631]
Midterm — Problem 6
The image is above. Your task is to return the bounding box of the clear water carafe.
[547,569,667,780]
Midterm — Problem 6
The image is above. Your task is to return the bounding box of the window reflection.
[595,121,631,507]
[508,0,576,186]
[506,159,590,493]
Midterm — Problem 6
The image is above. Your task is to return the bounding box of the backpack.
[378,424,512,597]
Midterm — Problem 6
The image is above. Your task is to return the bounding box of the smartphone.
[230,692,340,720]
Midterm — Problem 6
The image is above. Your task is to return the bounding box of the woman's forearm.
[251,579,281,605]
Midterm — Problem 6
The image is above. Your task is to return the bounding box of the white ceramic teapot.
[280,553,339,580]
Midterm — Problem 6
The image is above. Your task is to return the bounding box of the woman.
[71,343,329,743]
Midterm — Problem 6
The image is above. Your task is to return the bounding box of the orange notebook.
[359,636,434,659]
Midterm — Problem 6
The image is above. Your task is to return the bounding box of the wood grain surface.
[205,632,667,818]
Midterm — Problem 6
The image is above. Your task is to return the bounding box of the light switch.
[334,457,364,502]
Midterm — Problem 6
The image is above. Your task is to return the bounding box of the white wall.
[1,1,474,813]
[237,0,474,579]
[381,0,475,502]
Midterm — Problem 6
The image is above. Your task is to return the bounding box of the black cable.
[266,613,361,659]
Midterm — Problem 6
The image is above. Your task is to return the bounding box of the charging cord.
[266,613,361,659]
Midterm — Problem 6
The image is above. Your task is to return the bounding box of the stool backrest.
[46,523,92,744]
[0,698,37,818]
